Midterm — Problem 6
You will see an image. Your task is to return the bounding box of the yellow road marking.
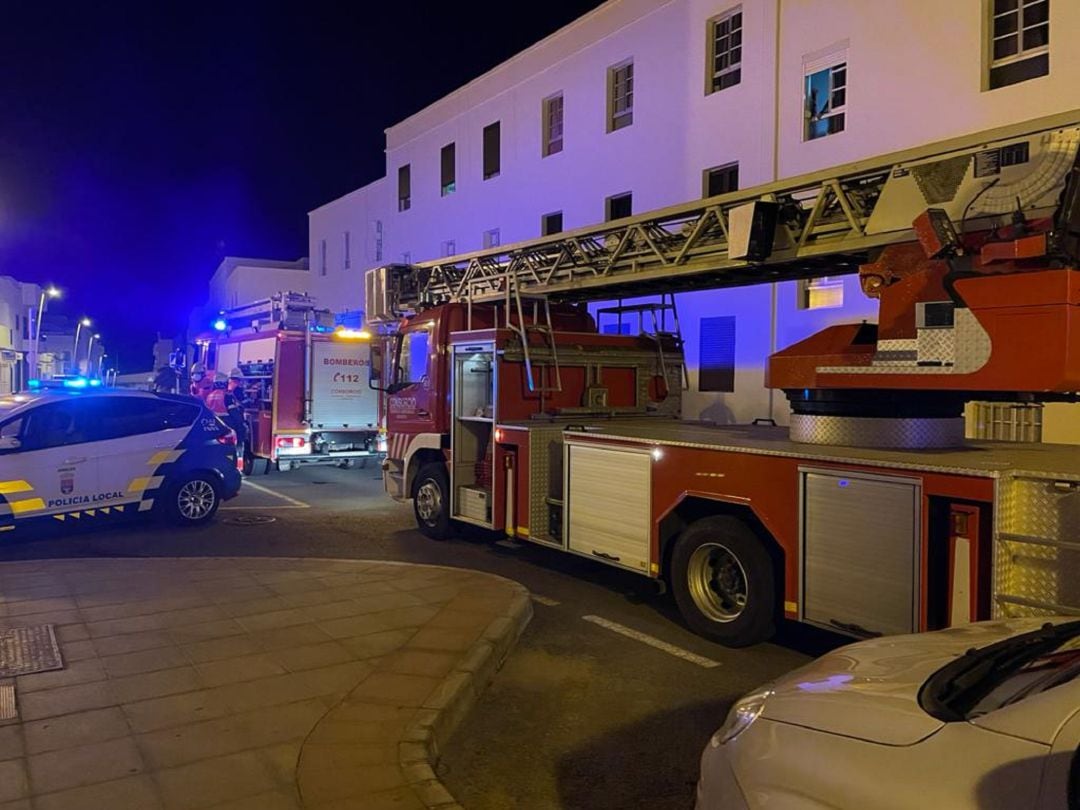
[0,480,32,495]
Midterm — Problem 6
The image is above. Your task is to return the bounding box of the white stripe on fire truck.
[581,615,721,669]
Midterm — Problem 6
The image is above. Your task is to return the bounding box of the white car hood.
[762,619,1054,746]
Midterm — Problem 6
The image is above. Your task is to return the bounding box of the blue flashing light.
[89,379,102,387]
[838,479,849,488]
[63,377,89,389]
[27,379,41,389]
[212,318,228,332]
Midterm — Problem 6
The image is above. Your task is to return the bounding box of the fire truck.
[197,292,380,473]
[366,110,1080,647]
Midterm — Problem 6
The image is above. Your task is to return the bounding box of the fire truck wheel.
[241,450,255,476]
[413,463,453,540]
[163,473,222,527]
[671,516,775,647]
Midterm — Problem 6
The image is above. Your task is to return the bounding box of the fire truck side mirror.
[368,342,386,391]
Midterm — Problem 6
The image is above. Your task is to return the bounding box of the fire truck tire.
[670,516,775,647]
[413,463,453,540]
[162,473,222,527]
[241,449,255,476]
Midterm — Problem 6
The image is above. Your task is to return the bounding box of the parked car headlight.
[711,688,772,747]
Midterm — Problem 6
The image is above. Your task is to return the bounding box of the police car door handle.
[63,456,88,465]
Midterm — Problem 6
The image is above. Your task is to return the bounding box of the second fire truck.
[367,111,1080,647]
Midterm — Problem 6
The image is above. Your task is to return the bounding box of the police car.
[0,382,242,531]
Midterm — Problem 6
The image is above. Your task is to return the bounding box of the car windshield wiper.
[920,620,1080,722]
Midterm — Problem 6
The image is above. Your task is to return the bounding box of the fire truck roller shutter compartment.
[310,339,377,430]
[800,468,921,637]
[565,443,651,573]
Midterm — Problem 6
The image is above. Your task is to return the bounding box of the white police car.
[0,383,242,530]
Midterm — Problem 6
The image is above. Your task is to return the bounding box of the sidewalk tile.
[405,627,482,653]
[249,623,334,652]
[15,659,106,694]
[137,716,249,769]
[338,629,415,660]
[27,736,144,794]
[33,775,162,810]
[23,707,129,755]
[0,759,28,802]
[109,666,201,704]
[346,673,440,708]
[219,597,291,618]
[93,630,174,657]
[258,742,303,788]
[155,750,276,810]
[85,614,169,638]
[205,790,300,810]
[302,601,367,621]
[211,673,324,713]
[167,619,246,643]
[298,661,374,698]
[57,640,96,662]
[122,690,232,734]
[4,597,76,617]
[267,641,354,672]
[181,635,261,664]
[313,785,425,810]
[237,608,311,633]
[237,700,327,748]
[18,682,115,722]
[317,614,397,640]
[370,606,441,632]
[54,624,90,643]
[102,646,190,678]
[299,751,406,804]
[0,725,22,760]
[382,650,460,679]
[195,654,287,687]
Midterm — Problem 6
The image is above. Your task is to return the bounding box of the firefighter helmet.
[229,367,244,380]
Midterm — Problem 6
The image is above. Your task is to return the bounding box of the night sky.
[0,1,605,372]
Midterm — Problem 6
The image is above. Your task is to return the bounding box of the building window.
[988,0,1049,89]
[482,122,501,180]
[320,239,327,277]
[483,228,500,249]
[703,163,739,198]
[442,240,456,257]
[343,231,351,269]
[371,220,384,263]
[606,192,633,221]
[707,8,742,93]
[398,165,411,211]
[542,93,564,156]
[797,276,845,310]
[699,316,735,393]
[804,59,846,141]
[402,251,411,264]
[441,143,456,196]
[541,211,563,236]
[607,60,634,132]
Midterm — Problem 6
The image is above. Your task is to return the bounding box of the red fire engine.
[367,111,1080,646]
[197,292,381,473]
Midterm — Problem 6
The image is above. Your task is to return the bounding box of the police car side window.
[0,418,21,439]
[96,398,199,440]
[20,402,98,450]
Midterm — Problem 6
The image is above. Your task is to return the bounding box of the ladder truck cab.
[197,292,380,473]
[367,111,1080,647]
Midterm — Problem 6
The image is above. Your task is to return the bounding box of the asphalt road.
[0,463,846,809]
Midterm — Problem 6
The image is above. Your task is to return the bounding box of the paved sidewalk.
[0,557,532,810]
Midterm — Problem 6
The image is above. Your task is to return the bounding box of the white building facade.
[0,277,44,393]
[309,0,1079,439]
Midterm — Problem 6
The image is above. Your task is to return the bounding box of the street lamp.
[87,333,101,377]
[73,317,91,375]
[30,285,60,380]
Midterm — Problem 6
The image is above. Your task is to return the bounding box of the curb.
[398,589,533,809]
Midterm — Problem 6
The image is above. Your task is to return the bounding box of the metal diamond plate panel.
[0,624,63,677]
[916,328,954,365]
[528,426,567,545]
[789,415,964,449]
[994,475,1080,617]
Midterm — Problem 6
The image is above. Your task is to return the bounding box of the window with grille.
[699,316,735,393]
[542,211,563,236]
[606,192,632,221]
[442,240,456,257]
[804,61,846,141]
[608,61,634,132]
[703,163,739,198]
[483,122,501,180]
[543,94,564,157]
[483,228,500,249]
[708,8,742,93]
[397,165,411,211]
[441,143,456,196]
[988,0,1049,89]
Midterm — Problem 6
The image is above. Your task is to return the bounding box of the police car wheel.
[165,473,221,526]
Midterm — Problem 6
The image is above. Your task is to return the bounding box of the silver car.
[697,618,1080,809]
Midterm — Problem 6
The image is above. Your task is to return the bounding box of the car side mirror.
[0,436,21,452]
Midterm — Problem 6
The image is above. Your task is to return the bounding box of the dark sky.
[0,1,605,372]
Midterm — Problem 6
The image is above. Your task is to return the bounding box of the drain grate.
[0,624,64,677]
[0,682,15,721]
[222,514,277,526]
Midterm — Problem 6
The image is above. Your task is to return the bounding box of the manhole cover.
[0,625,63,677]
[222,514,277,526]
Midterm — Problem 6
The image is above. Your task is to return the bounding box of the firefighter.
[207,372,247,464]
[189,363,212,402]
